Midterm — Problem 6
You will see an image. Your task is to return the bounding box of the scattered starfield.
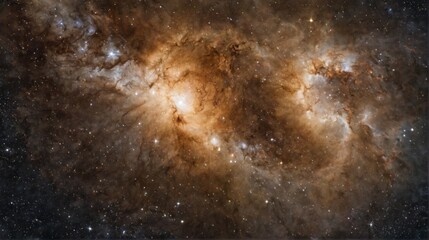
[0,0,427,238]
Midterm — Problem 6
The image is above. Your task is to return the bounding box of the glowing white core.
[171,88,193,113]
[210,136,220,146]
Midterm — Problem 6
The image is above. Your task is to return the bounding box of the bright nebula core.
[0,0,427,238]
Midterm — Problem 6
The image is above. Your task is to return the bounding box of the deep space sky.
[0,0,428,238]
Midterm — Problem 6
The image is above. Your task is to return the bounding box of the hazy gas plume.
[0,0,427,238]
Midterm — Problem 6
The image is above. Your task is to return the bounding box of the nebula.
[0,0,427,238]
